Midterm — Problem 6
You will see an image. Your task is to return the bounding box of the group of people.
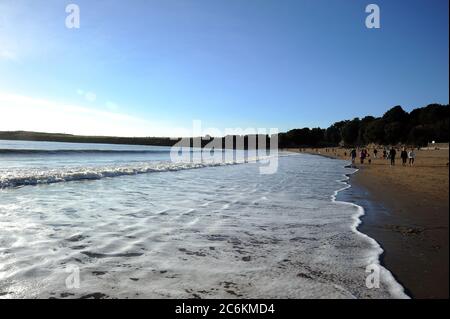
[350,147,416,167]
[382,147,416,166]
[349,148,371,165]
[400,148,416,166]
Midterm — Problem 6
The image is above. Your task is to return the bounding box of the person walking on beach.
[360,149,367,164]
[373,149,378,159]
[383,149,387,159]
[350,149,357,166]
[389,147,397,166]
[401,148,408,166]
[408,149,416,166]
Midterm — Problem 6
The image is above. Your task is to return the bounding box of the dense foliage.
[279,104,449,148]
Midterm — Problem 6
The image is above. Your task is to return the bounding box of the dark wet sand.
[351,170,449,299]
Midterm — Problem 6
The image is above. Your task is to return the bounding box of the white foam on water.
[0,155,275,189]
[0,151,408,299]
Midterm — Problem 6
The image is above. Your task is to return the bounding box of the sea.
[0,140,408,299]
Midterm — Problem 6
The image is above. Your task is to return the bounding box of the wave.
[0,157,271,189]
[0,148,174,155]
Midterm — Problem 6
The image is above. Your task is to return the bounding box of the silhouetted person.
[401,148,408,166]
[373,149,378,158]
[350,149,357,166]
[360,149,366,164]
[389,147,397,166]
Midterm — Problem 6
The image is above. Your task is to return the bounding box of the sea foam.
[0,143,408,299]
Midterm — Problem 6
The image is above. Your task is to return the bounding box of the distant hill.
[0,131,179,147]
[0,131,271,149]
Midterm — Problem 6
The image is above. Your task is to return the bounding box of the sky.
[0,0,448,137]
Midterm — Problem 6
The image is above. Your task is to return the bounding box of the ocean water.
[0,140,407,299]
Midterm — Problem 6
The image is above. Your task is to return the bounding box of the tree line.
[279,103,449,148]
[1,104,448,149]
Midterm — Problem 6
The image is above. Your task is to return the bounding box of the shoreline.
[333,170,409,299]
[285,148,449,299]
[336,173,413,298]
[350,167,449,299]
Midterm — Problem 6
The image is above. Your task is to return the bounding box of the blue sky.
[0,0,448,136]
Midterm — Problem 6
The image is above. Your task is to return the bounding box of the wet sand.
[286,147,449,299]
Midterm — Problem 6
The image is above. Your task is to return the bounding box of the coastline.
[285,148,449,299]
[350,167,449,299]
[332,170,409,299]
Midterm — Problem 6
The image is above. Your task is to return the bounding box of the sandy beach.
[287,147,449,298]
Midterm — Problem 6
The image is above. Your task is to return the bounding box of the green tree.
[364,119,385,144]
[341,118,360,146]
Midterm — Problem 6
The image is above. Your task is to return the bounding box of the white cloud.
[0,92,190,137]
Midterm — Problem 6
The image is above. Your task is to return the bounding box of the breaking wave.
[0,157,271,189]
[0,149,176,155]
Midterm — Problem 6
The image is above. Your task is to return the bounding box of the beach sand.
[286,147,449,299]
